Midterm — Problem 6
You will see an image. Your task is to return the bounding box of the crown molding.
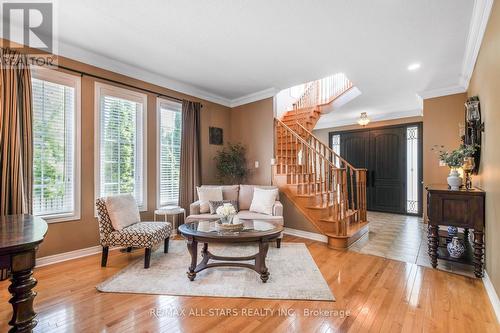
[460,0,494,89]
[229,87,278,108]
[417,84,467,100]
[315,109,422,130]
[58,40,233,107]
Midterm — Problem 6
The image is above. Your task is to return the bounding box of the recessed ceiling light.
[408,63,421,71]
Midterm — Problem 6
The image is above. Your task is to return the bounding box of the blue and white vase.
[447,226,458,236]
[447,237,465,258]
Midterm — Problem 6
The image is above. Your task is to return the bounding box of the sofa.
[186,185,284,247]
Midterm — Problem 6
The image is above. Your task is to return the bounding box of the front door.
[332,124,419,215]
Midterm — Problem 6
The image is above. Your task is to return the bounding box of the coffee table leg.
[257,240,270,283]
[187,238,198,281]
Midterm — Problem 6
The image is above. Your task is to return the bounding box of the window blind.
[158,99,182,206]
[32,78,76,216]
[98,91,145,208]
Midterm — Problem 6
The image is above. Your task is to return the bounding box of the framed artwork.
[209,127,223,145]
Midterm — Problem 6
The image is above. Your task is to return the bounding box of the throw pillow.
[209,200,239,214]
[104,194,141,230]
[197,186,223,213]
[249,188,278,215]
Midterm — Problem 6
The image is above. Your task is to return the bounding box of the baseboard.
[483,270,500,323]
[283,227,328,243]
[36,245,116,267]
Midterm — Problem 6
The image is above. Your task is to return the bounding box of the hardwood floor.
[1,235,498,332]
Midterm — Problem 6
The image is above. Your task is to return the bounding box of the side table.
[426,184,485,278]
[154,206,186,236]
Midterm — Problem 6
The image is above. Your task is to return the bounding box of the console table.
[0,215,48,332]
[426,185,485,277]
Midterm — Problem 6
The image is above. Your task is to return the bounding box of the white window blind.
[31,69,81,221]
[157,99,182,207]
[95,83,147,210]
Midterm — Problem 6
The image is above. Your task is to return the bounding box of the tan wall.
[230,98,274,185]
[468,0,500,299]
[422,93,467,219]
[37,56,231,257]
[313,116,423,146]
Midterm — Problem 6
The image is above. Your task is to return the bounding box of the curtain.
[0,48,33,216]
[179,100,201,218]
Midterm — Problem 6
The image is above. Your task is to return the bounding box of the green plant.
[214,143,249,184]
[432,144,478,169]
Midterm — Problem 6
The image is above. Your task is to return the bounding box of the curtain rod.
[55,64,202,107]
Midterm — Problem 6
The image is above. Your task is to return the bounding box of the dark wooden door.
[336,126,408,214]
[339,131,369,169]
[368,127,406,213]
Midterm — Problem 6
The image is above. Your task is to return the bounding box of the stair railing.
[275,118,352,229]
[292,74,354,111]
[295,122,367,222]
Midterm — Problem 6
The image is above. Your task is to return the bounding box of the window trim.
[94,82,148,212]
[156,98,182,209]
[31,67,82,223]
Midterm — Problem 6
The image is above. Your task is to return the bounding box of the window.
[157,99,182,207]
[331,134,341,167]
[95,83,147,210]
[31,68,81,222]
[407,125,419,214]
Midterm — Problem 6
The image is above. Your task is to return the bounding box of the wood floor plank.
[0,235,498,332]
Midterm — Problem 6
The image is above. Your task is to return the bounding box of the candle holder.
[463,157,475,190]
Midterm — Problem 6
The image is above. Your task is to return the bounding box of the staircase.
[273,76,368,249]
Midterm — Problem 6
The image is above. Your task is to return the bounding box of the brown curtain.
[0,48,33,216]
[179,100,201,217]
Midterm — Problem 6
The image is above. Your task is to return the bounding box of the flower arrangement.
[432,144,477,169]
[216,203,237,224]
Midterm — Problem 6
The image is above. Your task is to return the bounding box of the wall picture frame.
[209,127,223,145]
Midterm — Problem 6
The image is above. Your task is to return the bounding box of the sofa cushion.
[104,221,171,247]
[236,210,284,224]
[209,200,239,214]
[199,185,239,201]
[239,185,279,210]
[249,188,279,215]
[197,186,223,213]
[104,194,141,231]
[185,213,221,223]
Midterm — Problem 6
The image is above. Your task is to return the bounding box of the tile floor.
[349,211,475,277]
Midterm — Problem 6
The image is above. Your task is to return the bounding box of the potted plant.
[432,144,477,190]
[214,143,249,184]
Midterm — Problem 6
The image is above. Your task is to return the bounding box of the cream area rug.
[97,240,334,301]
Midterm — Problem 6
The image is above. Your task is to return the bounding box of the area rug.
[97,240,334,301]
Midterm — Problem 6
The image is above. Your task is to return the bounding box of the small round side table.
[154,206,186,236]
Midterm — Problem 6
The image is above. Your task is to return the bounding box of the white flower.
[216,203,236,216]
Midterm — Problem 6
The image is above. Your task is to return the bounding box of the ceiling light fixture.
[358,112,370,126]
[408,63,421,71]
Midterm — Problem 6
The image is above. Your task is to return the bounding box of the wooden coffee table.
[179,219,283,283]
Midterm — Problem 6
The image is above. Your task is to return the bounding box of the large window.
[95,83,147,210]
[31,68,81,222]
[157,99,182,207]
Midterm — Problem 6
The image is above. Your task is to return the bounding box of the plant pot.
[447,169,462,190]
[447,236,465,258]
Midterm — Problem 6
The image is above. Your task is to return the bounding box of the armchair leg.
[164,238,170,253]
[144,248,152,269]
[101,246,109,267]
[276,239,281,248]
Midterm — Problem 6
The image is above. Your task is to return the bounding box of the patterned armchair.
[96,197,172,268]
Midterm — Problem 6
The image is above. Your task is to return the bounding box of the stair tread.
[319,210,358,222]
[325,221,369,238]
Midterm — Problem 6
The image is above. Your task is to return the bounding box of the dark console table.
[426,185,485,277]
[0,215,48,332]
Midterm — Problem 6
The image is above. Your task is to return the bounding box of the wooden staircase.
[273,76,368,249]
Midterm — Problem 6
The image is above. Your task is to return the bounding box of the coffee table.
[179,219,283,283]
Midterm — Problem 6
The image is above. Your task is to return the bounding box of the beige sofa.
[186,185,284,247]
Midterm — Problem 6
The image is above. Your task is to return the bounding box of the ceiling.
[48,1,482,124]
